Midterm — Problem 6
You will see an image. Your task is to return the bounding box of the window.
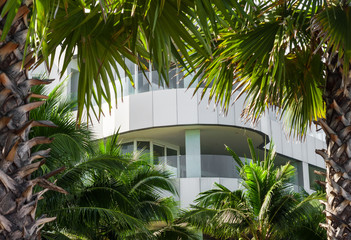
[168,67,177,89]
[137,141,150,155]
[151,64,186,91]
[153,145,165,165]
[167,148,178,168]
[151,65,165,91]
[121,142,134,155]
[123,140,180,176]
[137,58,150,93]
[309,165,326,191]
[70,70,79,101]
[125,59,136,95]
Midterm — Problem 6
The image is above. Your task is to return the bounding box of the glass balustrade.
[154,154,241,179]
[69,58,203,102]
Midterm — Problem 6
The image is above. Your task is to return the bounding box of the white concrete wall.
[31,58,327,209]
[179,178,241,209]
[89,88,326,173]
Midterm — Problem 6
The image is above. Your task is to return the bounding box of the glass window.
[168,67,177,89]
[151,64,165,91]
[177,70,184,88]
[125,59,135,95]
[153,144,165,165]
[167,148,177,168]
[201,155,238,178]
[137,58,150,93]
[179,155,186,178]
[183,72,196,88]
[121,142,134,155]
[137,141,150,156]
[70,70,79,101]
[309,165,326,191]
[137,71,150,93]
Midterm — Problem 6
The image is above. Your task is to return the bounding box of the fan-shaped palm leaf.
[182,139,325,240]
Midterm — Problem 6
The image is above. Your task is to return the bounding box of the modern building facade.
[33,58,327,209]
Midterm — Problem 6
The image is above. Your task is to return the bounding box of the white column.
[185,129,201,177]
[302,162,311,193]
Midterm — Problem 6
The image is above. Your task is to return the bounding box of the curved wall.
[31,58,326,203]
[92,88,326,169]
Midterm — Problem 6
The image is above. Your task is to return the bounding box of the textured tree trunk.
[0,1,66,239]
[317,56,351,239]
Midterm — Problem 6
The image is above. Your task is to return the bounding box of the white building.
[34,58,326,209]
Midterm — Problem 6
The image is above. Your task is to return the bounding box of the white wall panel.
[177,89,198,124]
[234,97,246,127]
[315,139,326,168]
[259,114,271,137]
[179,178,200,209]
[90,108,104,139]
[219,178,240,191]
[282,135,293,157]
[102,106,116,137]
[200,178,219,192]
[301,138,308,163]
[129,92,153,130]
[307,136,317,165]
[271,121,283,154]
[198,92,218,124]
[291,141,303,160]
[153,90,177,126]
[115,97,130,133]
[218,105,235,125]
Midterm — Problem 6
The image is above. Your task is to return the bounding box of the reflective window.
[152,66,165,91]
[137,141,150,155]
[68,60,192,104]
[137,71,150,93]
[125,59,136,95]
[177,71,184,88]
[168,67,177,89]
[121,142,134,154]
[179,155,186,178]
[137,57,150,93]
[153,145,165,165]
[201,155,239,178]
[309,165,325,191]
[167,148,178,168]
[70,70,79,101]
[125,140,179,176]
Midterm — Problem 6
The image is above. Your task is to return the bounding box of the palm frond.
[189,0,326,138]
[184,138,324,239]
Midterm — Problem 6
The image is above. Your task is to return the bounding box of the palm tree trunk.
[0,1,66,239]
[317,56,351,239]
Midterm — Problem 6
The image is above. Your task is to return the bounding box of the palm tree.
[39,133,199,240]
[0,0,219,238]
[182,140,325,240]
[29,80,94,174]
[189,1,351,238]
[29,84,197,239]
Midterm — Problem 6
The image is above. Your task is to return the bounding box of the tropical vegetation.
[189,1,351,238]
[2,0,347,238]
[0,0,220,238]
[182,140,326,240]
[30,84,198,240]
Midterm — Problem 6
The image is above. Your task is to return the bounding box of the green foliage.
[3,0,224,123]
[41,137,198,239]
[30,80,93,173]
[182,139,326,240]
[31,85,197,239]
[188,0,351,137]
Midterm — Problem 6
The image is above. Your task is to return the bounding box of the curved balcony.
[63,58,326,194]
[157,154,241,179]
